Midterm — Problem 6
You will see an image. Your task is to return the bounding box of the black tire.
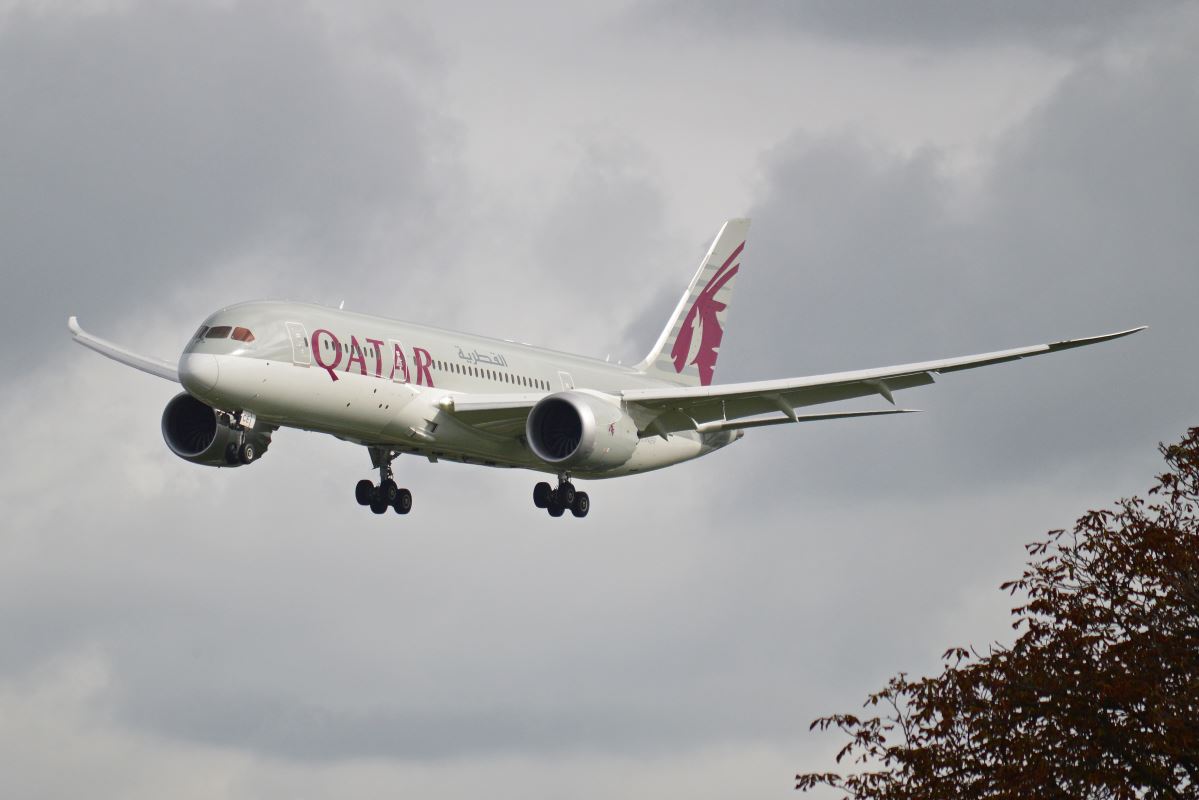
[393,488,412,515]
[369,496,389,514]
[238,442,256,464]
[355,479,374,506]
[225,443,240,465]
[533,481,552,508]
[547,502,565,518]
[379,479,399,503]
[557,483,576,508]
[571,491,589,518]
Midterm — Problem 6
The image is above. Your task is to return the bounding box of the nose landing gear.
[355,448,413,515]
[533,473,589,518]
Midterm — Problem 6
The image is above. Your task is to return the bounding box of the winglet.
[1046,325,1147,353]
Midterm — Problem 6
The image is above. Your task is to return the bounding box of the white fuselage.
[178,301,738,478]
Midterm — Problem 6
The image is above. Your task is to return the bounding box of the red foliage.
[796,428,1199,799]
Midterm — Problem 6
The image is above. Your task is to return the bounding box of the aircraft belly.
[213,356,420,438]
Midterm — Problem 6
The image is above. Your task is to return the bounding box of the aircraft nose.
[178,353,219,394]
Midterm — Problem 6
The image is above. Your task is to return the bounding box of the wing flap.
[69,316,179,382]
[696,408,919,434]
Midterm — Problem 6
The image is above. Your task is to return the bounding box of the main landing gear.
[355,448,412,515]
[533,473,589,518]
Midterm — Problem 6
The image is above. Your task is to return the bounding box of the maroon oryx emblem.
[670,242,742,385]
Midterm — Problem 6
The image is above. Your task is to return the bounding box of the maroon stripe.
[720,241,745,272]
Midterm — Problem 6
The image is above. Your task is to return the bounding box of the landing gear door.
[558,371,575,391]
[285,322,310,366]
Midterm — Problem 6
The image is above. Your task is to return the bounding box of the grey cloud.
[700,41,1199,503]
[0,1,447,376]
[531,141,672,358]
[3,0,1198,793]
[640,0,1184,50]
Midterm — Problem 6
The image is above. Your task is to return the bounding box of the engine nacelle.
[525,390,639,472]
[161,392,270,467]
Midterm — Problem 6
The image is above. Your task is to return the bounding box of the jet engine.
[525,390,638,472]
[161,392,271,467]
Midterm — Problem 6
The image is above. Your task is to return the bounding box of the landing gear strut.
[222,413,265,466]
[355,448,412,515]
[534,473,588,518]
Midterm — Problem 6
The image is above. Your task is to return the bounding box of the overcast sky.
[1,1,1196,798]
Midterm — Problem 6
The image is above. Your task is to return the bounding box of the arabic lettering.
[456,347,508,368]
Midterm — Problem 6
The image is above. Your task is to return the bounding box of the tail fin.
[636,218,749,387]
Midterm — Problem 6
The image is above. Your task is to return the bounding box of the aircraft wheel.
[557,483,576,508]
[355,479,374,506]
[225,443,240,465]
[369,495,389,514]
[547,502,565,518]
[571,492,589,518]
[238,442,257,464]
[379,479,399,504]
[533,481,552,508]
[393,488,413,515]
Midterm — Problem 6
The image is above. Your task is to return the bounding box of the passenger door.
[285,322,310,366]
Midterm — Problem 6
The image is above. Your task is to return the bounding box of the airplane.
[69,219,1144,519]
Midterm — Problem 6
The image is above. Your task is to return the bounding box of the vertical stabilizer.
[636,218,749,387]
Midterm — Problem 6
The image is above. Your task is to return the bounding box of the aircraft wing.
[620,326,1146,437]
[68,316,180,382]
[442,392,546,436]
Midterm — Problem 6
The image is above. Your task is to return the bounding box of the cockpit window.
[193,326,208,341]
[231,326,255,343]
[207,325,231,339]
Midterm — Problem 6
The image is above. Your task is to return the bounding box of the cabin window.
[206,325,231,339]
[231,326,255,343]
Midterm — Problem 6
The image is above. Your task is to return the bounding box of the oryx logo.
[670,242,742,386]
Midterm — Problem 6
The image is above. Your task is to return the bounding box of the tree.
[796,428,1199,799]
